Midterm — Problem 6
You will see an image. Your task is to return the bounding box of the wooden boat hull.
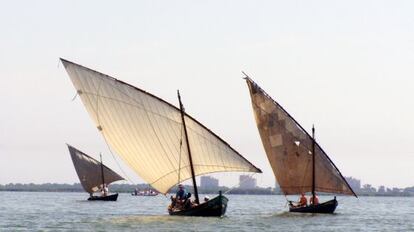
[289,198,338,214]
[88,193,119,201]
[168,194,228,217]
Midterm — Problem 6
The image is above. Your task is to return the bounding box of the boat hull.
[88,193,119,201]
[289,198,338,214]
[168,194,228,217]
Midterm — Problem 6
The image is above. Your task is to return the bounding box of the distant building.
[378,186,385,193]
[345,176,361,191]
[392,187,402,193]
[239,175,257,189]
[200,176,219,189]
[362,184,376,193]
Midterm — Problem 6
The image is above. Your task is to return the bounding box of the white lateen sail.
[62,59,261,194]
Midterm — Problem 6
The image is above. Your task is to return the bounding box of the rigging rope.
[284,195,291,208]
[71,91,78,101]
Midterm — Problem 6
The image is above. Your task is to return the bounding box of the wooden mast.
[100,153,105,192]
[177,90,200,204]
[311,125,316,205]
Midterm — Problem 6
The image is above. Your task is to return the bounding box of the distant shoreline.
[1,190,413,197]
[1,183,413,197]
[0,183,275,195]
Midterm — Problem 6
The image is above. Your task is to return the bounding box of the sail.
[61,59,261,194]
[245,77,356,196]
[67,144,124,194]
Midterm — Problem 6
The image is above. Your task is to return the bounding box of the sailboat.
[67,144,124,201]
[61,59,262,216]
[244,74,357,214]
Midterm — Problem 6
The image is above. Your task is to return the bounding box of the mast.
[311,125,316,204]
[100,153,105,189]
[177,90,200,204]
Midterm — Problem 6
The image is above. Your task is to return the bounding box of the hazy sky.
[1,0,414,189]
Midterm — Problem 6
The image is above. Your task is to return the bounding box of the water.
[1,192,413,231]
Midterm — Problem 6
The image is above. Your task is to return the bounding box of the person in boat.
[289,193,307,208]
[171,184,188,209]
[183,192,193,209]
[176,184,187,202]
[100,184,108,197]
[298,193,308,207]
[310,194,319,205]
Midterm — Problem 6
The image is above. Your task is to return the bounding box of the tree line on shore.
[0,183,274,195]
[1,183,414,196]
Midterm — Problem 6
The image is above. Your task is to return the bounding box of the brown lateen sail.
[244,74,356,213]
[67,144,124,201]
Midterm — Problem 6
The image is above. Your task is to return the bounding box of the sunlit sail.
[61,59,262,216]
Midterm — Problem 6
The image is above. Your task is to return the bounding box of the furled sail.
[61,59,261,194]
[245,77,356,196]
[67,144,124,194]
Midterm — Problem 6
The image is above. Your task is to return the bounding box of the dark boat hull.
[168,194,228,217]
[289,198,338,214]
[88,193,119,201]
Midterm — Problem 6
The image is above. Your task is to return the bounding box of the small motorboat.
[131,190,158,196]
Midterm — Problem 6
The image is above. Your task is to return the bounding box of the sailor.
[101,184,108,197]
[176,184,187,203]
[310,194,319,205]
[298,193,307,207]
[184,192,192,209]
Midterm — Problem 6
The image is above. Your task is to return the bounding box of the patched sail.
[61,59,261,194]
[245,77,356,196]
[67,144,124,194]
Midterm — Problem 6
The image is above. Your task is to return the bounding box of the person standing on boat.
[298,193,308,207]
[310,194,319,205]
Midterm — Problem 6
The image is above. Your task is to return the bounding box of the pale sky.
[1,0,414,189]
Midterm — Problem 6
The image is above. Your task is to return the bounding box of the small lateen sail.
[67,144,124,194]
[245,77,356,197]
[61,59,261,196]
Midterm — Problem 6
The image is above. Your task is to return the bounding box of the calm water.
[1,192,413,231]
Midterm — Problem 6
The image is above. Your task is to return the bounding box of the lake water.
[1,192,413,231]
